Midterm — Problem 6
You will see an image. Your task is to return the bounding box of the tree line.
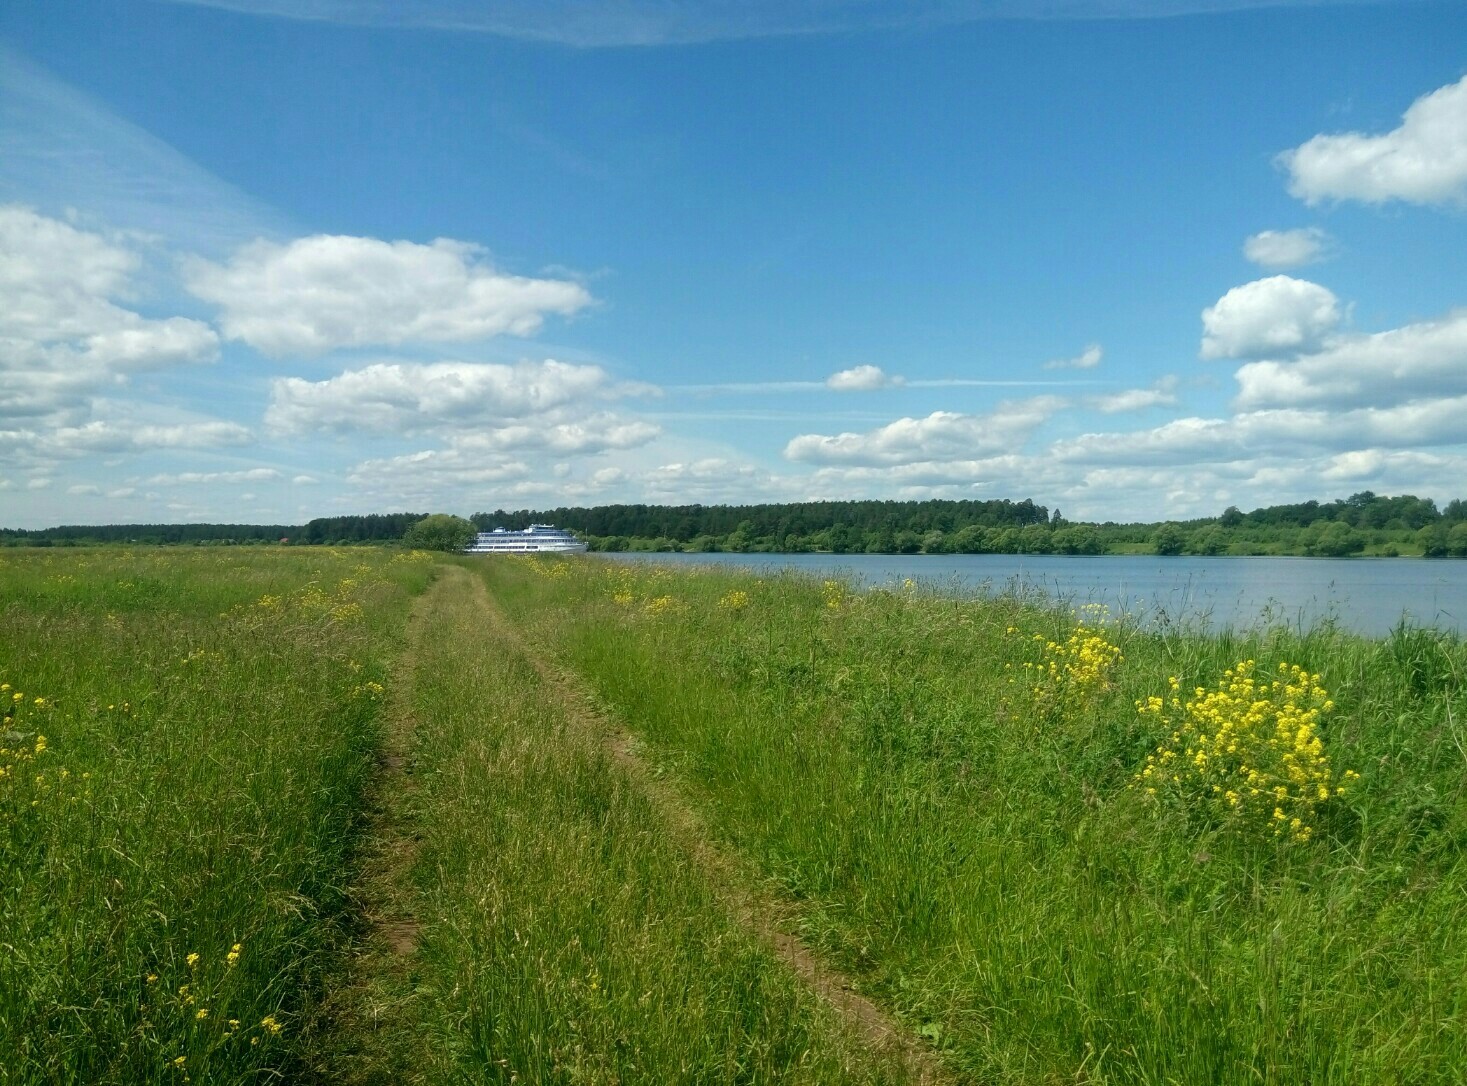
[5,492,1467,556]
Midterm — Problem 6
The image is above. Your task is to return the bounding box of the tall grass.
[0,547,433,1084]
[390,565,911,1083]
[484,556,1467,1085]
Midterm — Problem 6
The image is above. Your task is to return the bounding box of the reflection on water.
[604,552,1467,637]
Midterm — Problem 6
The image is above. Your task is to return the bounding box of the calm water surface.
[603,552,1467,637]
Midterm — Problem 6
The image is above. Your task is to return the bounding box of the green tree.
[1153,523,1186,556]
[402,513,476,552]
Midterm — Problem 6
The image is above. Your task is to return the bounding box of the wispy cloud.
[671,376,1096,395]
[155,1,1404,48]
[0,46,285,255]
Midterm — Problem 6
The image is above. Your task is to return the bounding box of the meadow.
[483,555,1467,1085]
[5,546,1463,1083]
[0,547,433,1083]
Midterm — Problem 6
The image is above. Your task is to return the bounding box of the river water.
[602,552,1467,637]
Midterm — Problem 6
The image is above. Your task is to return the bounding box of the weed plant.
[485,556,1467,1085]
[0,547,433,1084]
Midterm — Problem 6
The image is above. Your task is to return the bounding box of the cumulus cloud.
[1233,307,1467,411]
[1282,74,1467,206]
[1043,344,1103,370]
[0,205,219,421]
[265,359,648,436]
[784,397,1061,466]
[186,234,592,356]
[0,417,252,466]
[1200,276,1341,360]
[1243,228,1332,269]
[825,364,904,391]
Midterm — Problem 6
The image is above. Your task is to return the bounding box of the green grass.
[0,546,434,1084]
[483,555,1467,1085]
[3,549,915,1084]
[372,564,910,1084]
[10,545,1463,1083]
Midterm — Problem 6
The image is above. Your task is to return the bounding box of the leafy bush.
[402,514,475,552]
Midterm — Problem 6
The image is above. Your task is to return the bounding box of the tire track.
[463,569,953,1086]
[313,565,463,1084]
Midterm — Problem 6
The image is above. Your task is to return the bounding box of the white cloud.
[826,364,904,391]
[1243,228,1332,269]
[784,397,1062,466]
[186,234,592,356]
[145,468,282,486]
[1,415,252,468]
[44,420,254,456]
[1088,377,1178,414]
[0,46,283,257]
[345,448,532,499]
[450,416,660,455]
[155,1,1393,48]
[1043,344,1103,370]
[67,483,101,496]
[1054,398,1467,467]
[265,359,648,436]
[1233,307,1467,410]
[0,205,219,422]
[1282,74,1467,206]
[1200,276,1341,360]
[640,457,794,503]
[292,474,318,485]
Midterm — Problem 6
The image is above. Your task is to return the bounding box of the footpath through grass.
[357,562,914,1083]
[483,555,1467,1085]
[0,546,433,1083]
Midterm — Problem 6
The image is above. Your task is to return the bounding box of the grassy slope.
[0,547,432,1084]
[485,556,1467,1085]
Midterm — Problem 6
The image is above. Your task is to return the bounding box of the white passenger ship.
[464,524,589,554]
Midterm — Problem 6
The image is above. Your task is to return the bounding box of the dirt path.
[311,566,463,1084]
[463,571,953,1086]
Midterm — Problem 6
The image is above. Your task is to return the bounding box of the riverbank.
[482,554,1467,1084]
[6,547,1462,1083]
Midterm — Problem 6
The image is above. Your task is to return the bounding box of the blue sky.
[2,0,1465,528]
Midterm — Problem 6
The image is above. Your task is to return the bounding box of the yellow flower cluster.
[643,594,677,616]
[2,683,90,820]
[822,579,847,610]
[142,942,285,1073]
[520,555,573,578]
[1134,660,1358,842]
[718,589,751,611]
[249,577,369,624]
[350,680,387,701]
[1013,622,1123,717]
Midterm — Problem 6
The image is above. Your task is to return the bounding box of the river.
[601,552,1467,637]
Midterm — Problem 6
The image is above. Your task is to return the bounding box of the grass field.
[482,555,1467,1085]
[0,546,433,1083]
[5,546,1464,1083]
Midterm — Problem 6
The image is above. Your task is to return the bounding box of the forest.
[5,492,1467,557]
